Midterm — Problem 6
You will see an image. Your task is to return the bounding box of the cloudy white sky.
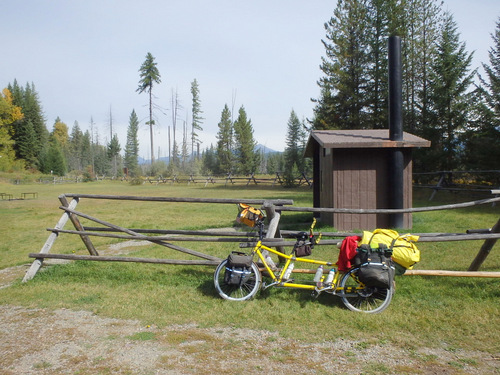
[1,1,498,158]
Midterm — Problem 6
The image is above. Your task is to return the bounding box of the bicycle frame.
[253,241,343,293]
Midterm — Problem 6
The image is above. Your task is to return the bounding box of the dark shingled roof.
[304,129,430,156]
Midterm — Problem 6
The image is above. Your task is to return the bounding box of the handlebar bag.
[236,203,265,227]
[293,231,313,257]
[294,241,312,257]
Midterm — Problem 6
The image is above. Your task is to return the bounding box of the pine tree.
[284,110,307,185]
[69,121,84,171]
[107,134,121,176]
[190,79,204,158]
[137,52,161,163]
[124,109,140,176]
[6,80,23,139]
[424,12,475,171]
[93,144,110,176]
[479,17,500,124]
[215,104,233,174]
[90,125,109,176]
[81,130,93,171]
[17,120,38,167]
[201,144,217,175]
[265,153,285,175]
[23,83,48,163]
[39,119,69,175]
[402,0,442,134]
[7,81,48,168]
[313,0,370,130]
[40,137,67,176]
[365,0,390,130]
[313,0,442,136]
[463,17,500,170]
[233,106,259,175]
[8,81,32,162]
[7,80,23,108]
[311,87,335,130]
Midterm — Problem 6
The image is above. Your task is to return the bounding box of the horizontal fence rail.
[62,194,294,206]
[275,196,500,214]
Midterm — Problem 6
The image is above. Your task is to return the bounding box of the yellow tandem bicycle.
[214,217,394,314]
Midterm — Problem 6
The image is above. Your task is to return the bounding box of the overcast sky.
[1,1,498,158]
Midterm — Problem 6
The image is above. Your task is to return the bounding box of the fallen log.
[403,270,500,278]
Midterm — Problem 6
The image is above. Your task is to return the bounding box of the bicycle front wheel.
[214,259,261,301]
[339,267,393,314]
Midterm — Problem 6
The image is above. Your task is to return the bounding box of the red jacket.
[337,236,360,272]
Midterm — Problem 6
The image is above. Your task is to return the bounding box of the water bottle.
[265,254,276,269]
[325,268,335,285]
[313,265,324,287]
[283,263,294,280]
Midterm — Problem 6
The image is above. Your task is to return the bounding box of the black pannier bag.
[293,232,312,257]
[353,244,395,289]
[224,252,254,285]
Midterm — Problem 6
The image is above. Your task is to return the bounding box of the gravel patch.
[0,305,498,374]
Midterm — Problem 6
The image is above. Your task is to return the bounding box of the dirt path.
[1,242,498,374]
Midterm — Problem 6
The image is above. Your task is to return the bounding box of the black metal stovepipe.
[388,35,404,228]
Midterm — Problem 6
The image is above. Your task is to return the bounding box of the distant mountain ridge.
[138,143,279,165]
[255,144,280,154]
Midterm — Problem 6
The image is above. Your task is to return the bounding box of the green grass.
[0,180,499,356]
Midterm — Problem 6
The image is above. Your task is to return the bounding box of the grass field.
[0,179,499,361]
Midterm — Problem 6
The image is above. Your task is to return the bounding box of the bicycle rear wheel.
[339,267,393,313]
[214,259,261,301]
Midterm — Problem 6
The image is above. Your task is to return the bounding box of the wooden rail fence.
[413,170,500,201]
[144,172,313,187]
[23,193,500,282]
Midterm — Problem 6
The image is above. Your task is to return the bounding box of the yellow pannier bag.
[360,229,420,270]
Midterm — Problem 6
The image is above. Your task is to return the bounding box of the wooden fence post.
[429,172,448,201]
[22,197,80,282]
[468,217,500,271]
[59,195,98,256]
[263,201,286,267]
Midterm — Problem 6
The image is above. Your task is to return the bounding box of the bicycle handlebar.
[309,218,316,235]
[258,217,321,245]
[309,218,321,246]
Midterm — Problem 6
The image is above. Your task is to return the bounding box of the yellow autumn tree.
[0,88,24,171]
[52,117,69,148]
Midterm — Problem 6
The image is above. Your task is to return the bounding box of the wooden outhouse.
[304,129,430,231]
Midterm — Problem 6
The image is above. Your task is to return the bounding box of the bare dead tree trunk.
[149,88,155,164]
